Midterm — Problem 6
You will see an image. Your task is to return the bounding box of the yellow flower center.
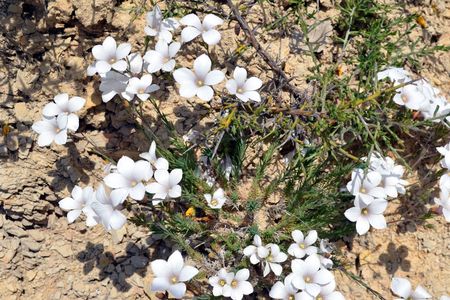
[231,279,238,288]
[109,57,116,64]
[237,88,244,93]
[219,279,226,286]
[401,94,409,103]
[360,187,366,193]
[362,208,369,215]
[267,254,273,262]
[171,276,178,284]
[304,276,311,283]
[211,199,218,206]
[130,180,137,187]
[197,80,204,86]
[317,296,323,300]
[138,88,145,94]
[299,243,306,249]
[288,296,295,300]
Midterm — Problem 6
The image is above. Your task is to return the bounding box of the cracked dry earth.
[0,0,449,299]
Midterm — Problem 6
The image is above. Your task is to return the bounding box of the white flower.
[290,255,334,297]
[263,243,288,276]
[58,185,98,226]
[104,156,153,201]
[226,67,263,102]
[91,184,127,231]
[180,14,223,45]
[92,36,131,73]
[146,169,183,204]
[437,143,450,169]
[299,279,345,300]
[377,67,411,84]
[125,74,160,101]
[243,234,269,264]
[390,277,432,300]
[128,52,144,75]
[346,169,386,205]
[173,54,224,101]
[139,141,169,170]
[441,295,450,300]
[144,40,181,73]
[222,268,254,300]
[99,71,130,102]
[208,268,234,297]
[393,83,431,111]
[42,93,85,131]
[32,117,68,147]
[288,230,318,258]
[344,198,388,235]
[366,153,408,198]
[434,188,450,222]
[151,250,199,299]
[204,188,227,209]
[269,274,300,300]
[145,5,179,42]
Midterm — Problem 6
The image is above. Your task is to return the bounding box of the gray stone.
[130,256,148,269]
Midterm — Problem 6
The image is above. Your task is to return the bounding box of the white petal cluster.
[390,277,432,300]
[204,188,227,209]
[434,142,450,222]
[32,93,85,147]
[226,67,263,102]
[344,152,407,235]
[173,54,225,101]
[209,268,254,300]
[180,14,224,45]
[378,67,450,124]
[150,250,199,299]
[243,235,287,277]
[144,5,179,42]
[88,36,160,103]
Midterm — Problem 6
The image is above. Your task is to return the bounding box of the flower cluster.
[345,152,408,235]
[87,6,262,104]
[240,231,342,300]
[434,142,450,222]
[58,141,182,230]
[377,67,450,124]
[32,93,85,146]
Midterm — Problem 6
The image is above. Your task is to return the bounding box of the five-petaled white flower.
[145,5,179,42]
[43,93,85,131]
[263,243,288,276]
[126,74,160,101]
[390,277,432,300]
[208,268,234,297]
[104,156,153,201]
[173,54,224,101]
[346,169,386,205]
[204,188,227,209]
[144,40,181,73]
[269,274,300,300]
[32,117,68,147]
[139,141,169,170]
[290,255,334,297]
[243,234,269,264]
[434,188,450,222]
[226,67,263,102]
[92,36,131,73]
[150,250,198,299]
[146,169,183,204]
[344,198,388,235]
[91,184,127,231]
[288,229,318,258]
[58,185,98,226]
[180,14,223,45]
[222,268,254,300]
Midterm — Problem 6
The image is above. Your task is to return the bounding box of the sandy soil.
[0,0,449,299]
